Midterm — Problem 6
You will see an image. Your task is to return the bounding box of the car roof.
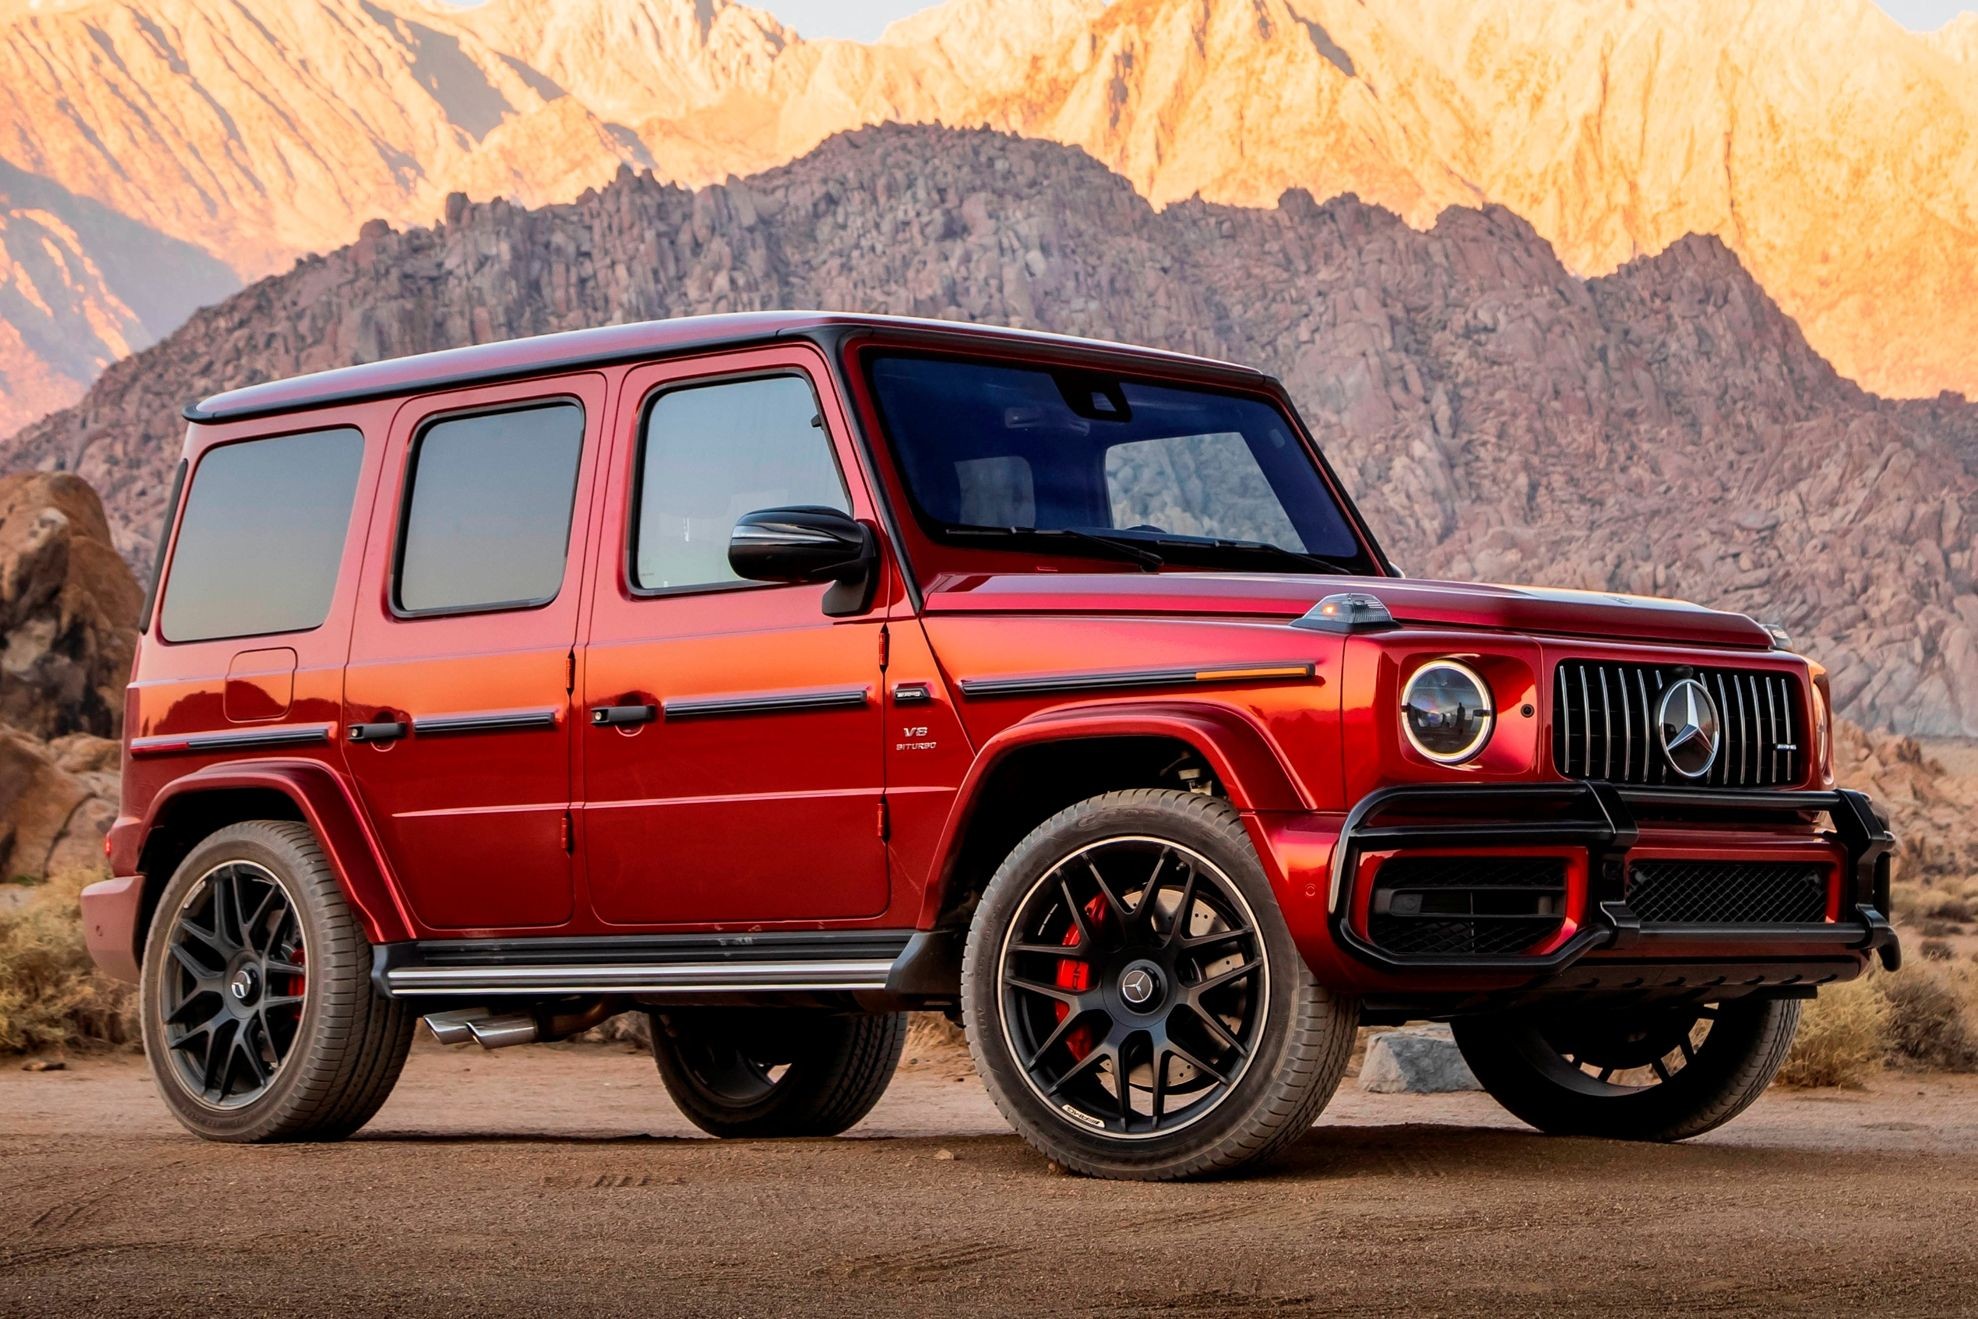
[186,311,1263,423]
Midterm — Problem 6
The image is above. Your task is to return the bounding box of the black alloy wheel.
[159,861,308,1108]
[1537,1004,1718,1091]
[649,1008,907,1138]
[996,835,1268,1138]
[1452,995,1803,1141]
[141,820,414,1142]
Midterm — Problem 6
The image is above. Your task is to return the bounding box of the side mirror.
[729,506,878,616]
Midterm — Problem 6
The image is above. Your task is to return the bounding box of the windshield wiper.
[1185,537,1356,576]
[945,522,1163,569]
[946,526,1165,571]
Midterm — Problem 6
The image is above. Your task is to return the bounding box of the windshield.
[865,354,1375,573]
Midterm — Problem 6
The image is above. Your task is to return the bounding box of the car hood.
[921,572,1775,651]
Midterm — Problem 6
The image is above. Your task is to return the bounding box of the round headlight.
[1401,660,1494,764]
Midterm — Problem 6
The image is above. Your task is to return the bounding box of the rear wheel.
[963,790,1356,1180]
[1452,996,1801,1141]
[139,820,414,1142]
[648,1008,907,1138]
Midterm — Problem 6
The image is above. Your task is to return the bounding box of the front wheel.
[648,1008,907,1137]
[1452,996,1801,1142]
[963,790,1356,1180]
[139,820,414,1142]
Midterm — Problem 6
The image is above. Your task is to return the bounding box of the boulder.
[0,471,135,880]
[1359,1025,1482,1094]
[0,724,117,881]
[0,471,141,740]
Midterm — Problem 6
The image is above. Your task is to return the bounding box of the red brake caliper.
[1054,894,1108,1060]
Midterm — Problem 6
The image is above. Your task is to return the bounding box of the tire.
[649,1008,907,1138]
[139,820,415,1142]
[1452,996,1801,1142]
[962,789,1356,1180]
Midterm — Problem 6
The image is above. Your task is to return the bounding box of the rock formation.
[0,471,135,880]
[3,0,1978,436]
[5,124,1976,735]
[1834,721,1978,903]
[0,472,139,739]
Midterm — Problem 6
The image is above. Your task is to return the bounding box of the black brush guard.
[1328,783,1899,975]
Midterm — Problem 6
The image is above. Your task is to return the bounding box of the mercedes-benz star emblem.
[1120,968,1156,1006]
[1658,678,1721,779]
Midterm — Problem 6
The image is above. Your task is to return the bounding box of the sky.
[1875,0,1978,27]
[431,1,1978,44]
[767,0,929,41]
[757,1,1974,41]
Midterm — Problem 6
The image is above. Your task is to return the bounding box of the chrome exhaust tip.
[422,1008,491,1046]
[463,1014,540,1049]
[422,999,609,1049]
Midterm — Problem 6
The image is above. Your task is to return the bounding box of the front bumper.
[1327,783,1898,978]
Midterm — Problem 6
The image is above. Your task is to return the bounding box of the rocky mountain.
[2,0,1977,438]
[0,160,237,440]
[0,471,134,880]
[6,124,1977,736]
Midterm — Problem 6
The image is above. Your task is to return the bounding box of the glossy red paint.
[95,312,1884,1001]
[920,572,1772,651]
[579,346,892,927]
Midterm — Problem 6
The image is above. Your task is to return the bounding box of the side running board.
[372,930,955,1000]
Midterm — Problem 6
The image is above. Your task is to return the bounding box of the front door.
[581,348,888,926]
[342,376,604,931]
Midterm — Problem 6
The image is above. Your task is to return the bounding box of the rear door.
[581,347,887,926]
[342,376,605,931]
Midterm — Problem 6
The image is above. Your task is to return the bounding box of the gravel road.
[4,1041,1975,1316]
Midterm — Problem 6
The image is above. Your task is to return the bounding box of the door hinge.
[564,651,576,693]
[877,624,890,671]
[876,797,890,841]
[560,810,574,853]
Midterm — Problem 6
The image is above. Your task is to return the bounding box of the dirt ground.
[3,1041,1976,1318]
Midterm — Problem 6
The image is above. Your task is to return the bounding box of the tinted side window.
[160,428,364,642]
[396,402,585,614]
[634,375,848,591]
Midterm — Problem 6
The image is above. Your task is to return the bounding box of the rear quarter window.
[394,401,585,615]
[159,427,365,643]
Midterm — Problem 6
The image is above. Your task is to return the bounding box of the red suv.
[82,313,1897,1178]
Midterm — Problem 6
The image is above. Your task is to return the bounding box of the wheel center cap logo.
[1658,678,1721,779]
[229,967,259,1003]
[1120,967,1157,1006]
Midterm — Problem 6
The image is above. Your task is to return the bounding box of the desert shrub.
[0,869,136,1054]
[1920,919,1961,938]
[1778,976,1888,1087]
[1920,938,1955,962]
[1928,894,1975,924]
[1881,964,1978,1071]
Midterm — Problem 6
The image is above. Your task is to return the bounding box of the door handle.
[347,720,408,744]
[590,703,658,728]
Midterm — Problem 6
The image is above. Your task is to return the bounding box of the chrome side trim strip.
[413,708,560,737]
[662,687,870,720]
[384,959,896,996]
[959,661,1316,700]
[129,723,335,757]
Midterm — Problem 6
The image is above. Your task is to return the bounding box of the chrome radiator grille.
[1553,660,1804,788]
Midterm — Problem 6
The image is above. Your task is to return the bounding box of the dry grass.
[1923,893,1975,924]
[1882,961,1978,1072]
[0,869,136,1055]
[1778,976,1890,1087]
